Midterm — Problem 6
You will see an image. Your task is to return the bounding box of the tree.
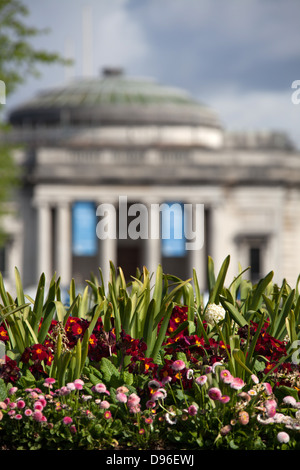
[0,0,69,96]
[0,0,71,245]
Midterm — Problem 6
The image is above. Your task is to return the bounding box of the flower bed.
[1,257,300,450]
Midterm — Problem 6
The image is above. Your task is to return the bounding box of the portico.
[32,183,213,288]
[2,69,299,294]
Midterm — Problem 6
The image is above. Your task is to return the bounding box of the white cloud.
[93,3,150,73]
[205,87,300,149]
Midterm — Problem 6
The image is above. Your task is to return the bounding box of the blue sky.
[6,0,300,148]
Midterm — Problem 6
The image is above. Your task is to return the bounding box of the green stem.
[167,382,177,405]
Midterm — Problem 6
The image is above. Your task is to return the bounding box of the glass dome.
[9,69,221,128]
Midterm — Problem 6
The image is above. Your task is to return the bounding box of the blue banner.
[161,202,186,257]
[72,201,97,256]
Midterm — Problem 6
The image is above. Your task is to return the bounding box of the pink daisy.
[263,382,273,395]
[127,393,141,407]
[251,374,259,384]
[188,404,198,416]
[74,381,84,391]
[265,399,277,418]
[99,400,110,410]
[104,410,112,420]
[220,369,234,384]
[277,431,290,443]
[94,383,107,393]
[238,411,249,425]
[17,400,26,409]
[230,377,245,390]
[219,395,230,403]
[34,401,44,411]
[171,359,186,371]
[116,392,127,403]
[33,410,44,422]
[208,387,222,401]
[283,396,297,406]
[195,375,207,386]
[63,416,73,425]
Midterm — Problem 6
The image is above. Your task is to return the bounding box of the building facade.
[1,69,300,292]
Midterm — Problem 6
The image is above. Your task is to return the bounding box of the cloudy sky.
[6,0,300,148]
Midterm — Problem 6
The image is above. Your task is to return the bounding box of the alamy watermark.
[0,341,5,366]
[96,196,204,251]
[291,340,300,365]
[0,80,5,105]
[291,80,300,105]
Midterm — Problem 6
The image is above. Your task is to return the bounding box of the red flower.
[21,343,53,366]
[167,305,188,338]
[0,326,9,342]
[72,322,84,336]
[31,344,49,362]
[88,333,97,348]
[0,356,20,383]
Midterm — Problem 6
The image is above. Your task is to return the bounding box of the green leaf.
[193,268,201,308]
[0,272,10,308]
[0,379,7,401]
[220,298,248,327]
[154,278,192,329]
[285,310,297,345]
[81,340,90,377]
[78,286,90,318]
[53,300,68,324]
[207,256,216,293]
[232,348,254,376]
[275,385,299,402]
[184,282,195,327]
[99,357,119,384]
[195,309,210,346]
[45,273,58,304]
[152,264,163,320]
[143,298,157,358]
[109,283,121,341]
[37,301,56,344]
[151,302,174,362]
[14,267,25,306]
[69,278,76,306]
[74,337,82,380]
[31,273,45,334]
[57,350,72,387]
[228,264,250,301]
[273,288,295,340]
[249,271,274,311]
[246,312,266,369]
[208,255,230,305]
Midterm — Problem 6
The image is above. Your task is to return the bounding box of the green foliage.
[2,254,300,388]
[0,0,71,96]
[2,256,300,450]
[88,263,192,361]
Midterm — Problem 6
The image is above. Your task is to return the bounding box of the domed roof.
[9,69,221,128]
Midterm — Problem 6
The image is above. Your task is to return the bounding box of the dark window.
[0,246,6,274]
[249,246,261,283]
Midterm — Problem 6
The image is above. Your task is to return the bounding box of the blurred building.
[1,68,300,291]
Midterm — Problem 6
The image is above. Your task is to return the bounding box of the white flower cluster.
[204,303,226,325]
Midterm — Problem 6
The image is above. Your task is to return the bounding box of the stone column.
[186,202,206,290]
[36,200,52,282]
[55,200,72,287]
[145,200,161,277]
[96,199,117,288]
